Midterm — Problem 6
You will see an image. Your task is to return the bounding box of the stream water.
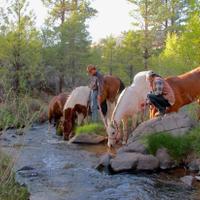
[0,123,200,200]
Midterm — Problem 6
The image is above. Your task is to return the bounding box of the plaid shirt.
[152,77,175,105]
[153,78,164,95]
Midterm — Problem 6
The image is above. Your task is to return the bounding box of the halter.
[107,119,120,143]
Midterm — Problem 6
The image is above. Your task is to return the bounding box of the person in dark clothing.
[146,71,175,116]
[87,64,104,122]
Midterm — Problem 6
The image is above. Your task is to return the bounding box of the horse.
[150,66,200,118]
[98,75,125,124]
[106,71,151,147]
[62,86,91,140]
[48,92,68,132]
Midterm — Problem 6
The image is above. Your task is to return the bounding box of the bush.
[0,151,29,200]
[0,94,47,130]
[75,123,105,135]
[145,132,191,161]
[144,126,200,161]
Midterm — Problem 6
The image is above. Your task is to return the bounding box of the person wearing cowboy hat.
[86,64,104,121]
[146,70,175,116]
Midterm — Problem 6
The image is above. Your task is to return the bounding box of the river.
[0,123,199,200]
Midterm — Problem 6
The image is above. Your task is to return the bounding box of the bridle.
[108,119,120,143]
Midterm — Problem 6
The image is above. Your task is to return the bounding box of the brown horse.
[150,66,200,118]
[48,92,68,130]
[98,75,125,122]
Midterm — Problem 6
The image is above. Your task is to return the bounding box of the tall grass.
[0,152,29,200]
[0,93,47,130]
[0,91,48,199]
[144,126,200,161]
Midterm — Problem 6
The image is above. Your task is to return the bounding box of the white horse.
[106,71,152,147]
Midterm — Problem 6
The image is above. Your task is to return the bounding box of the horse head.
[62,108,76,140]
[106,120,120,148]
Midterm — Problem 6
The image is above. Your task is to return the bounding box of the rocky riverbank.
[96,112,200,187]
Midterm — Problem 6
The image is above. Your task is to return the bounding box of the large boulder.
[110,152,159,172]
[128,112,196,143]
[136,154,159,171]
[110,152,141,172]
[68,133,106,144]
[117,140,147,154]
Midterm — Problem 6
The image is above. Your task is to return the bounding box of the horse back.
[166,66,200,112]
[103,75,125,102]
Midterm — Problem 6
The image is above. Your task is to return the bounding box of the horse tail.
[119,78,125,93]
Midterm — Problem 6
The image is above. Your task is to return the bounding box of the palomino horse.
[98,75,125,124]
[48,92,68,131]
[150,66,200,118]
[62,86,90,140]
[106,71,151,147]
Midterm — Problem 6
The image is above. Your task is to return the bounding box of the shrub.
[145,132,191,161]
[145,126,200,161]
[0,94,47,130]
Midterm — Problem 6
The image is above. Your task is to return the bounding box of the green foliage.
[187,126,200,155]
[75,123,105,135]
[41,0,96,90]
[0,0,43,94]
[145,126,200,161]
[0,151,29,200]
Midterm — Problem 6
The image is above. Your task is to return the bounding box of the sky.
[29,0,134,42]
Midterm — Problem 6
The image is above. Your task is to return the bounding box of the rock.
[180,175,195,187]
[129,112,196,143]
[188,159,200,171]
[68,134,106,144]
[17,166,35,171]
[195,176,200,181]
[96,153,113,171]
[137,154,159,171]
[110,152,142,172]
[117,140,147,154]
[156,148,176,169]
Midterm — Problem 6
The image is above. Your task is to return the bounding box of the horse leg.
[122,117,129,145]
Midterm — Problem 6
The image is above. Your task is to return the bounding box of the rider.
[146,71,175,116]
[86,64,104,122]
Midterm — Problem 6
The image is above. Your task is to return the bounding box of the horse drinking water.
[106,71,152,147]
